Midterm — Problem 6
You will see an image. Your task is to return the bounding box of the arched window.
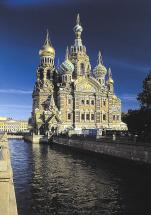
[40,69,44,80]
[103,114,106,121]
[80,63,85,75]
[47,70,51,80]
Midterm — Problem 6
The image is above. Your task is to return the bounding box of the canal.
[9,139,151,215]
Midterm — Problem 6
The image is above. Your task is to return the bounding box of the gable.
[75,76,98,92]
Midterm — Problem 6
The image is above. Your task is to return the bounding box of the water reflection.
[9,140,151,215]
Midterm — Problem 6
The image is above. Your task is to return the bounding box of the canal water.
[9,139,151,215]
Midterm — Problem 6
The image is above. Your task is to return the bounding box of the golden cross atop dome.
[39,29,55,57]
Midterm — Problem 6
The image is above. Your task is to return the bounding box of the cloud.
[0,89,32,95]
[121,94,137,102]
[0,104,31,109]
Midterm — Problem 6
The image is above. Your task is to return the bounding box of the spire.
[44,29,51,46]
[76,13,80,25]
[98,51,103,65]
[73,13,83,40]
[65,46,69,60]
[108,67,112,78]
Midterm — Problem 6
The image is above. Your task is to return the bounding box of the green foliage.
[125,109,151,137]
[124,70,151,141]
[121,112,128,123]
[138,70,151,108]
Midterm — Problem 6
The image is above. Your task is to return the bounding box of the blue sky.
[0,0,150,119]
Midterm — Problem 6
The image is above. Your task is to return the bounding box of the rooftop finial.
[76,13,80,25]
[45,29,50,45]
[98,51,103,65]
[108,67,112,78]
[65,46,69,60]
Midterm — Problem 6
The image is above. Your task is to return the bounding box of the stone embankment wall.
[24,134,49,144]
[53,137,151,164]
[0,134,18,215]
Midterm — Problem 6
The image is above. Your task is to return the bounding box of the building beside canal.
[31,14,127,136]
[0,117,28,133]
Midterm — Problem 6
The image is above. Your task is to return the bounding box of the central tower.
[70,14,91,78]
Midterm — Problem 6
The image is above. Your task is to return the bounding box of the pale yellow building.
[0,118,28,133]
[31,14,127,136]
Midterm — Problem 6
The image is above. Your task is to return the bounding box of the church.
[31,14,127,136]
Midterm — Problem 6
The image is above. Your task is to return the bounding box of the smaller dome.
[60,59,74,74]
[74,24,83,33]
[94,64,107,75]
[39,30,55,57]
[94,51,107,75]
[108,77,114,84]
[112,95,117,99]
[60,47,74,73]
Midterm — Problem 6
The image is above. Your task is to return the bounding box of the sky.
[0,0,151,119]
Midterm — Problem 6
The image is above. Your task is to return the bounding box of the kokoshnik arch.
[30,14,127,136]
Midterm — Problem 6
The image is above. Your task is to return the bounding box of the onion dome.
[93,51,107,75]
[73,14,83,38]
[60,47,74,73]
[39,30,55,58]
[107,68,114,84]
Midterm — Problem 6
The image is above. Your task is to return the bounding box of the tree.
[137,70,151,109]
[123,70,151,141]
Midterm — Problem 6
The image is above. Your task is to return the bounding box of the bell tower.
[31,30,56,135]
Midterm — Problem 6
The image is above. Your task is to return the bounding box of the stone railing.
[0,133,18,215]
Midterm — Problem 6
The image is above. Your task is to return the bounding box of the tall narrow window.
[103,114,106,121]
[103,100,106,106]
[47,70,50,79]
[91,114,94,120]
[81,100,85,105]
[91,100,94,105]
[86,114,90,120]
[80,63,85,75]
[40,70,44,80]
[68,113,71,120]
[86,100,89,105]
[81,113,85,120]
[68,99,71,104]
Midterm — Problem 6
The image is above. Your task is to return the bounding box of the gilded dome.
[93,51,107,75]
[60,47,74,73]
[39,44,55,57]
[39,30,55,57]
[108,77,114,84]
